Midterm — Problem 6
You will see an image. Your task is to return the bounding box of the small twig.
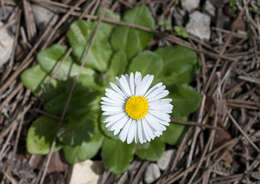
[163,138,238,184]
[0,17,16,31]
[238,75,260,85]
[187,134,211,184]
[172,119,220,130]
[228,112,260,153]
[132,161,149,184]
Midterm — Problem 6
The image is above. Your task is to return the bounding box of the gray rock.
[173,7,186,26]
[204,1,216,17]
[157,149,175,170]
[181,0,200,12]
[186,11,211,41]
[144,164,161,184]
[32,4,58,27]
[0,21,14,68]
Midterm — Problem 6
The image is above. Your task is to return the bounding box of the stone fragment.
[181,0,200,12]
[69,160,103,184]
[186,11,211,41]
[173,7,186,26]
[204,1,216,17]
[144,163,161,184]
[32,4,58,27]
[157,149,175,170]
[0,21,14,68]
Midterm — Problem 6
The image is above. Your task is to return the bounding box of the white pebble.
[0,21,14,68]
[144,163,161,184]
[186,11,211,41]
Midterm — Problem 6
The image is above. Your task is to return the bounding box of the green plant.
[229,0,238,12]
[174,26,189,38]
[21,6,201,174]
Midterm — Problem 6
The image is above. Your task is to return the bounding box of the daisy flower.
[101,72,173,144]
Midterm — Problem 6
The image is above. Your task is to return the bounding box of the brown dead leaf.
[231,18,246,32]
[214,127,231,147]
[29,152,67,173]
[214,125,233,164]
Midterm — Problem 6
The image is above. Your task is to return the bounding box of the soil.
[0,0,260,184]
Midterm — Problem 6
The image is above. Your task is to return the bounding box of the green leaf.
[97,8,120,35]
[43,86,101,146]
[160,121,186,145]
[101,138,135,174]
[67,11,116,72]
[21,65,57,94]
[135,138,165,161]
[156,46,197,85]
[111,25,142,60]
[111,5,155,59]
[58,112,97,146]
[128,51,163,77]
[106,51,127,79]
[63,129,104,163]
[37,44,94,81]
[27,116,61,154]
[170,84,201,117]
[77,73,99,89]
[174,26,189,38]
[123,5,155,49]
[44,85,100,116]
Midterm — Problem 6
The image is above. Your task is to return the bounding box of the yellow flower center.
[125,96,149,120]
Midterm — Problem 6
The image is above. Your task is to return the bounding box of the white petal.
[104,112,125,124]
[143,118,155,141]
[119,119,132,142]
[136,120,143,144]
[150,104,173,113]
[101,105,123,112]
[116,75,131,97]
[136,75,154,96]
[159,98,172,103]
[105,89,125,101]
[141,119,151,142]
[134,120,138,143]
[127,120,136,144]
[101,101,124,107]
[110,82,127,98]
[109,116,129,135]
[144,119,155,140]
[146,85,166,100]
[103,111,123,116]
[149,90,169,101]
[135,72,142,84]
[154,131,162,137]
[158,121,170,126]
[149,98,173,114]
[148,111,170,123]
[101,97,122,104]
[144,82,163,98]
[129,73,135,95]
[145,113,166,132]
